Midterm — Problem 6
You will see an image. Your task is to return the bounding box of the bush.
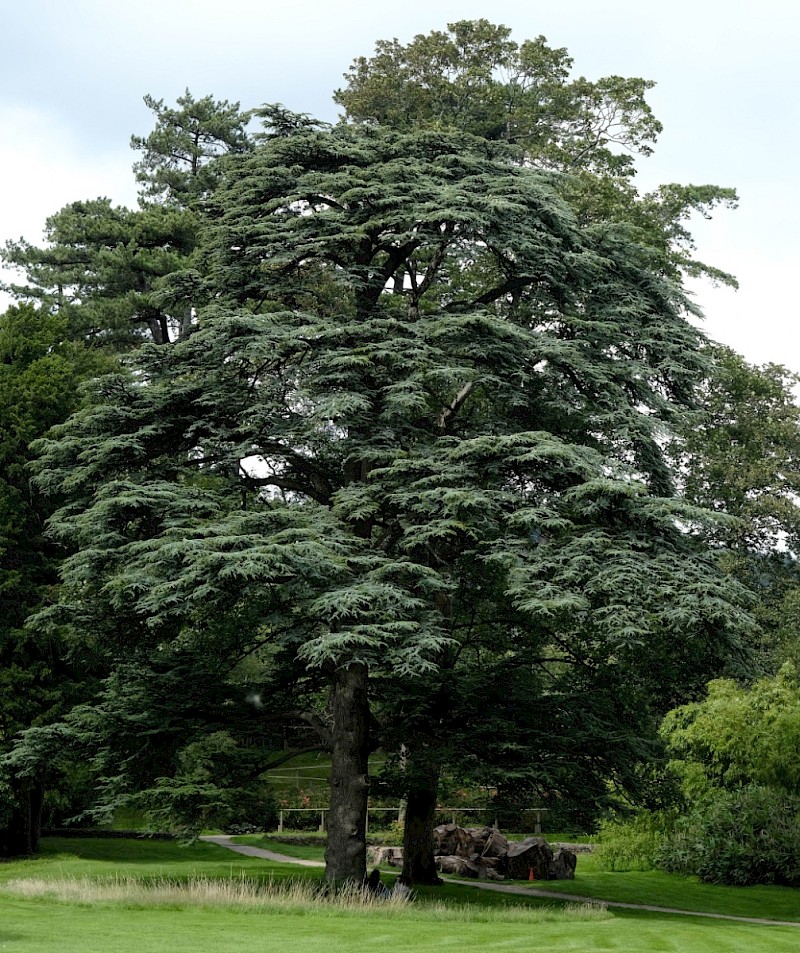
[131,732,278,834]
[596,811,676,871]
[658,785,800,886]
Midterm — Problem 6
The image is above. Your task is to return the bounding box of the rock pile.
[432,825,577,881]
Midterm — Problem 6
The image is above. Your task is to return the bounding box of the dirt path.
[201,836,800,928]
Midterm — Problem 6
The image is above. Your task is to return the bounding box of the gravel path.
[201,835,800,927]
[201,834,324,867]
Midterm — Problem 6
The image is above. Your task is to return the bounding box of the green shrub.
[658,785,800,886]
[379,821,405,846]
[131,732,278,834]
[596,811,676,871]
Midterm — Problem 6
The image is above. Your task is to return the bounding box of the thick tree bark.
[0,778,43,857]
[324,663,371,883]
[401,755,443,885]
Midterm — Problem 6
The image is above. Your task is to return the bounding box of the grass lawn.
[0,837,309,885]
[515,850,800,922]
[0,837,799,953]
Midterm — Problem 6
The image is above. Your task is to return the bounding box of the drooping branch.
[262,744,326,770]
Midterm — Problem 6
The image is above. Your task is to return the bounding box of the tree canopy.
[2,92,254,348]
[335,20,738,288]
[335,19,660,176]
[662,663,800,800]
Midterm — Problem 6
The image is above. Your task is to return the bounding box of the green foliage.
[678,348,800,555]
[0,304,114,840]
[2,91,253,348]
[335,19,738,290]
[661,664,800,799]
[335,19,661,176]
[130,731,278,835]
[658,786,800,886]
[671,347,800,670]
[33,124,753,677]
[131,90,253,206]
[2,199,199,346]
[596,810,676,871]
[637,668,800,886]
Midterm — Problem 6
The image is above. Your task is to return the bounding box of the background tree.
[335,19,660,176]
[131,90,254,207]
[0,94,258,852]
[654,664,800,887]
[0,304,112,854]
[676,347,800,669]
[3,201,197,346]
[2,92,253,347]
[662,663,800,799]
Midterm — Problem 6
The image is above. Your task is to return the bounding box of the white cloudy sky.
[1,0,797,370]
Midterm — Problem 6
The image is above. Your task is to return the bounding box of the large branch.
[446,275,540,312]
[414,223,455,300]
[262,745,326,770]
[305,194,346,212]
[297,710,333,750]
[438,381,475,433]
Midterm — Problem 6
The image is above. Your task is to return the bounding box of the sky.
[1,0,798,371]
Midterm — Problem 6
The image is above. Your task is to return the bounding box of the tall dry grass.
[2,875,610,923]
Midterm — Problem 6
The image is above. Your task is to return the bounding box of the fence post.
[278,810,284,833]
[319,810,326,833]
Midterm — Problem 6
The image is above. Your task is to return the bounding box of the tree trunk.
[401,755,443,885]
[324,663,370,884]
[0,778,43,857]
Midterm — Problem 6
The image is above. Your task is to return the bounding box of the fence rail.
[275,806,549,834]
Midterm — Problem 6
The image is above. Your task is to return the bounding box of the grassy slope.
[518,851,800,922]
[0,837,311,884]
[1,838,799,953]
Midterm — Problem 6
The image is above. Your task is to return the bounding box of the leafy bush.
[596,811,676,871]
[661,664,800,799]
[379,821,405,846]
[658,785,800,886]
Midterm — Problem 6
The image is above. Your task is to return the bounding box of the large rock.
[435,854,481,877]
[550,848,577,880]
[433,824,473,858]
[506,836,554,881]
[433,824,509,862]
[468,826,510,860]
[427,825,574,882]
